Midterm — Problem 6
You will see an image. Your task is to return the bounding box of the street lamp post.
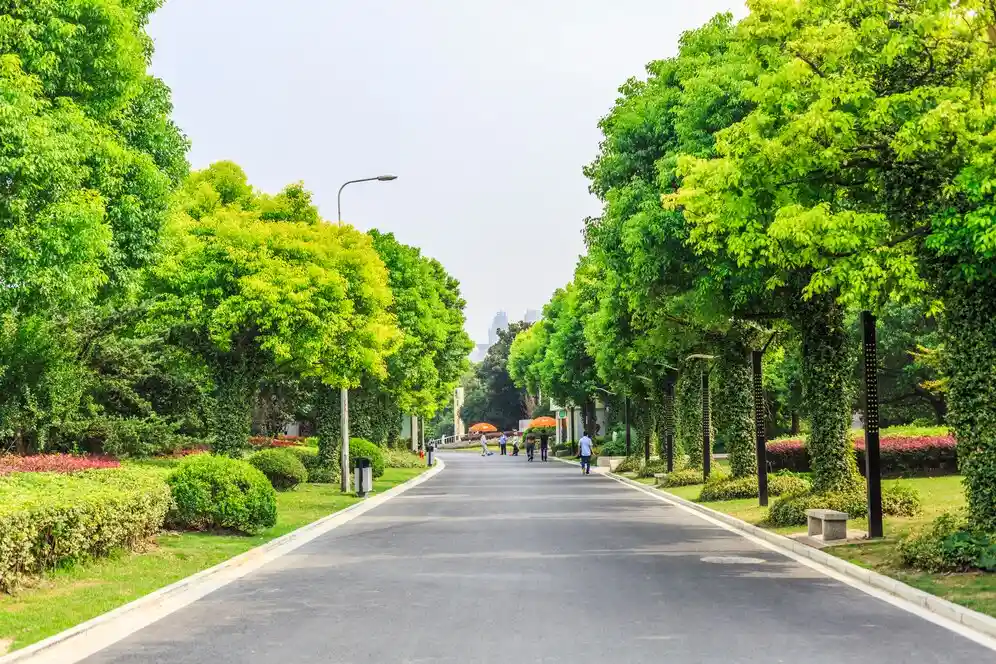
[336,174,397,493]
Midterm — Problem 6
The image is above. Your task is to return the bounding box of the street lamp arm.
[337,175,398,224]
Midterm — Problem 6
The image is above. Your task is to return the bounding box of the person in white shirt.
[480,433,490,456]
[578,431,594,475]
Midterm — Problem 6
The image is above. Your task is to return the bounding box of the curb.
[1,460,446,664]
[605,471,996,645]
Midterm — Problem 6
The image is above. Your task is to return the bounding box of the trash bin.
[354,457,372,497]
[427,443,435,468]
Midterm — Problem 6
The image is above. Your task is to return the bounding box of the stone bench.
[806,509,849,542]
[654,473,667,485]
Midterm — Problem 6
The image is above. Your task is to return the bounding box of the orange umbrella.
[530,416,557,428]
[469,422,498,433]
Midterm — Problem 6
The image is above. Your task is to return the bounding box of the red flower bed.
[765,435,958,477]
[248,436,303,449]
[0,454,120,475]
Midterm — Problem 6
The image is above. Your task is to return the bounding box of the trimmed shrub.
[284,445,339,483]
[766,434,958,477]
[0,454,120,475]
[249,449,308,490]
[0,469,171,592]
[637,460,668,479]
[881,484,923,517]
[660,468,706,488]
[698,473,810,502]
[384,449,422,469]
[167,455,276,535]
[767,490,867,527]
[898,513,996,572]
[348,438,385,478]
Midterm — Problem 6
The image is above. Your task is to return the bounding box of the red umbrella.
[469,422,498,433]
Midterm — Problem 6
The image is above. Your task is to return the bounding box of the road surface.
[84,454,993,663]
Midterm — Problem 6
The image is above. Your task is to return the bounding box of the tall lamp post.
[336,174,397,492]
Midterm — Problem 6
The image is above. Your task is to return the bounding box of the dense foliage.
[249,448,308,491]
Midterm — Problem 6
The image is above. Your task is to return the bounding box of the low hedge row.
[698,473,810,502]
[767,484,923,527]
[0,469,171,592]
[766,435,957,477]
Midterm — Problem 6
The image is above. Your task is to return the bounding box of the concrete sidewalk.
[82,453,993,663]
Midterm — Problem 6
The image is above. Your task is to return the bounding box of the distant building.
[488,311,509,346]
[524,309,541,324]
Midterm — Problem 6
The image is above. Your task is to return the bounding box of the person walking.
[480,433,491,457]
[539,434,549,462]
[499,433,508,456]
[525,435,536,462]
[511,431,520,456]
[579,431,593,475]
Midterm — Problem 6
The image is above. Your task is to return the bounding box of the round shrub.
[284,446,338,483]
[698,474,810,502]
[349,438,385,478]
[660,468,706,488]
[882,484,923,517]
[767,490,866,527]
[166,454,277,535]
[638,460,668,479]
[249,449,308,490]
[615,455,643,474]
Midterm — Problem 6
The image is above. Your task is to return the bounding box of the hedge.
[768,484,924,526]
[249,449,308,490]
[0,469,171,592]
[765,434,957,477]
[167,455,277,535]
[0,454,120,474]
[698,474,810,502]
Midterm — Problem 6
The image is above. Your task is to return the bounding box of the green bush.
[660,468,706,488]
[882,484,923,517]
[384,449,422,469]
[767,490,867,527]
[167,454,277,535]
[638,460,668,478]
[249,449,308,490]
[0,469,171,592]
[349,438,385,478]
[698,473,810,502]
[897,513,996,572]
[598,439,627,456]
[615,455,643,474]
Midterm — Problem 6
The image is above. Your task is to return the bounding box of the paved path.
[84,454,993,663]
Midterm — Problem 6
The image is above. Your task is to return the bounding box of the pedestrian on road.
[480,434,491,456]
[511,431,520,456]
[539,434,549,462]
[499,433,508,455]
[579,431,593,475]
[525,435,536,462]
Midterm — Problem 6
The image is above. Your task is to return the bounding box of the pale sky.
[148,0,746,344]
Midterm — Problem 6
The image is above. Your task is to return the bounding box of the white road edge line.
[0,459,446,664]
[601,470,996,652]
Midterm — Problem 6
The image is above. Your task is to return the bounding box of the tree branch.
[829,224,931,258]
[792,50,827,78]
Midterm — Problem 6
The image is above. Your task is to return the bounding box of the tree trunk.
[583,398,598,438]
[211,368,255,457]
[315,384,343,483]
[790,411,800,435]
[789,292,861,495]
[714,325,756,478]
[675,360,702,469]
[942,275,996,531]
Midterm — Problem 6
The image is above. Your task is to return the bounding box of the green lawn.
[645,472,996,618]
[0,466,426,653]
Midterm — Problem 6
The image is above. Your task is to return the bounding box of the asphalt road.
[84,453,994,663]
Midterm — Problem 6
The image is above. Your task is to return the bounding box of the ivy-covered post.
[665,382,675,473]
[676,363,702,469]
[789,292,861,495]
[752,351,769,507]
[315,384,342,484]
[624,396,632,456]
[701,368,712,480]
[862,311,883,539]
[714,327,756,478]
[942,275,996,531]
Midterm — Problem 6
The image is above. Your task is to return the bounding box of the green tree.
[154,164,398,455]
[462,323,532,431]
